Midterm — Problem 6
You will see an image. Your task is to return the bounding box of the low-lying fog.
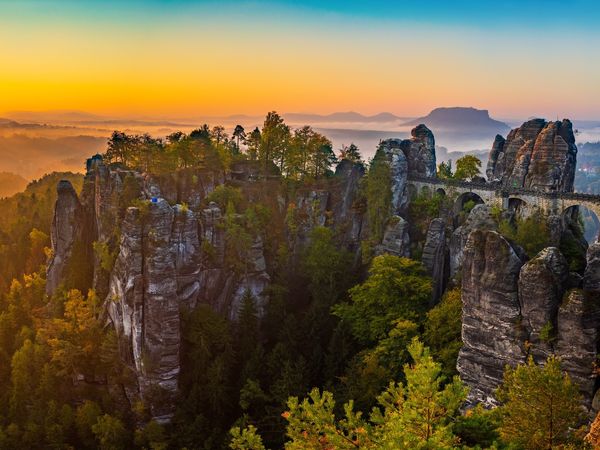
[1,111,599,198]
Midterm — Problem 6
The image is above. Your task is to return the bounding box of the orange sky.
[2,1,600,120]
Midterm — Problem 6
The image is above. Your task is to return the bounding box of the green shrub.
[499,212,549,257]
[92,241,116,273]
[206,185,243,211]
[539,321,555,343]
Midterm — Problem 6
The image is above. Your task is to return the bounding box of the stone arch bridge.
[407,175,600,220]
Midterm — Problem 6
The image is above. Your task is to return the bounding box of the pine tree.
[497,356,585,449]
[275,338,466,450]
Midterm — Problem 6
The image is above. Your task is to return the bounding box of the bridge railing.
[407,175,495,191]
[406,175,600,203]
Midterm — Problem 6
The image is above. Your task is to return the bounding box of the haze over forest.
[5,1,600,449]
[1,107,600,195]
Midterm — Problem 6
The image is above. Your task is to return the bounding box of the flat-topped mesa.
[486,118,577,192]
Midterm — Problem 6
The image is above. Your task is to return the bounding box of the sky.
[1,0,600,120]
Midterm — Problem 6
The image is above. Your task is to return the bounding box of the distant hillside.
[5,110,107,123]
[0,172,28,197]
[403,107,510,131]
[284,111,410,123]
[0,134,106,178]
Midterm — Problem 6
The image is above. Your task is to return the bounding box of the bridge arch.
[562,204,600,243]
[454,191,485,214]
[507,197,528,219]
[435,187,446,197]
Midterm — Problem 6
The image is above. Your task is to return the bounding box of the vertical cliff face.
[486,118,577,192]
[457,230,527,407]
[331,160,367,256]
[47,155,370,421]
[106,200,200,421]
[459,236,600,410]
[555,288,600,406]
[486,135,506,181]
[421,218,448,304]
[46,180,86,295]
[378,124,437,217]
[449,205,498,277]
[377,139,410,215]
[518,247,569,362]
[405,124,437,178]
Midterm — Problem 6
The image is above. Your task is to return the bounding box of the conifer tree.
[497,356,584,449]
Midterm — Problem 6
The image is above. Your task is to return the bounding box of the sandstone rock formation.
[377,139,409,215]
[405,124,437,178]
[375,216,410,257]
[518,247,568,362]
[331,160,367,257]
[486,118,577,192]
[457,230,526,407]
[378,124,437,216]
[459,238,600,410]
[555,288,600,405]
[449,204,497,277]
[421,218,448,304]
[584,243,600,292]
[46,180,86,295]
[47,154,370,421]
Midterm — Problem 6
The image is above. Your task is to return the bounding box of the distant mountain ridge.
[403,107,510,131]
[282,111,410,123]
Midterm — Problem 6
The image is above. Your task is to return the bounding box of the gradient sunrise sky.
[1,0,600,119]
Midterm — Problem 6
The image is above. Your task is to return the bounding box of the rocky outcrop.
[486,118,577,192]
[460,239,600,410]
[421,218,448,304]
[584,243,600,291]
[518,248,568,361]
[405,124,437,178]
[377,139,409,215]
[331,160,367,255]
[486,135,506,181]
[46,156,280,420]
[375,216,410,257]
[106,200,189,421]
[555,288,600,405]
[378,124,437,216]
[46,180,85,295]
[457,230,526,407]
[449,205,497,277]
